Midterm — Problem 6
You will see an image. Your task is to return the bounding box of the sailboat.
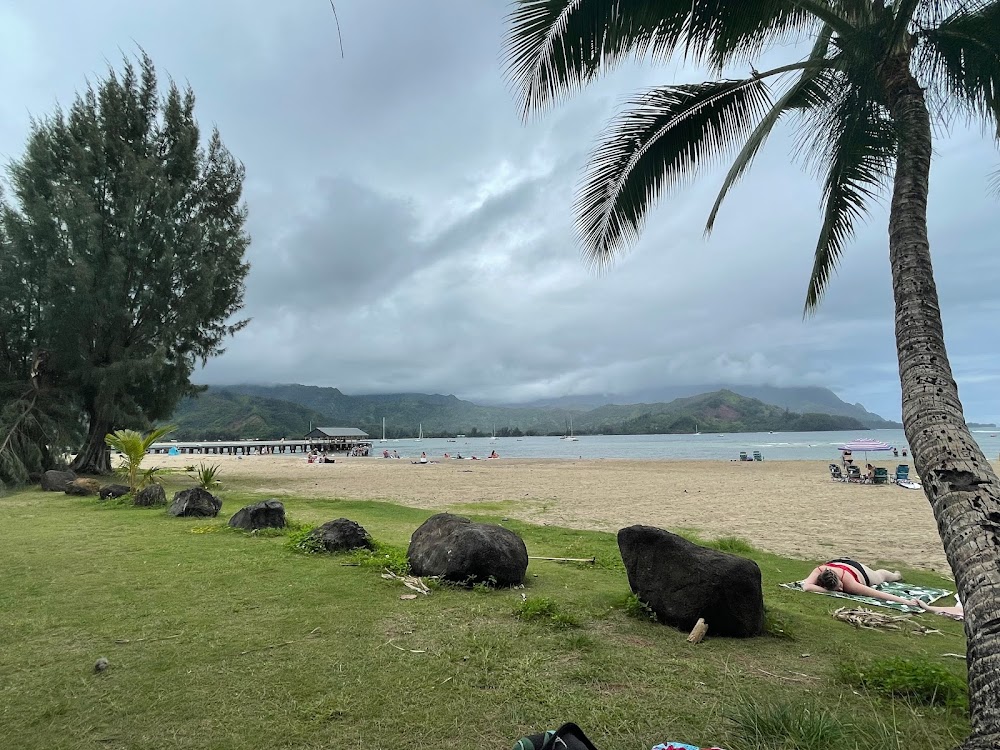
[565,416,579,442]
[694,422,701,435]
[380,417,387,443]
[415,423,423,442]
[490,424,498,441]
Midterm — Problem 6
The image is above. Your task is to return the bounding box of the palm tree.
[506,1,1000,744]
[104,425,176,492]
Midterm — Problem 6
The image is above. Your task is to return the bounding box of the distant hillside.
[515,384,899,428]
[169,391,329,440]
[170,384,865,439]
[578,390,865,434]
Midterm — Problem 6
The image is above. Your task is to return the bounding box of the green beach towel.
[780,581,952,613]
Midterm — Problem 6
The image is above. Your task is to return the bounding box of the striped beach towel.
[780,580,951,612]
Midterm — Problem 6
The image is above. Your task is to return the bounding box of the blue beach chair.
[895,464,910,481]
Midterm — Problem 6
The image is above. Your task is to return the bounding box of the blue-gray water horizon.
[375,429,1000,462]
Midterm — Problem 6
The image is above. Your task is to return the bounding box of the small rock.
[308,518,374,552]
[100,484,131,500]
[169,487,222,517]
[228,500,286,531]
[134,484,167,507]
[94,657,109,673]
[41,470,77,492]
[66,478,101,496]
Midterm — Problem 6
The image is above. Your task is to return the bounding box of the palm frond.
[918,1,1000,123]
[505,0,681,117]
[504,0,834,117]
[803,85,896,311]
[706,28,839,233]
[576,76,773,267]
[684,0,825,70]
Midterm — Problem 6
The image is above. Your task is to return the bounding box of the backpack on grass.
[512,722,599,750]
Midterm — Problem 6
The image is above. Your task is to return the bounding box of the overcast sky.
[2,1,998,423]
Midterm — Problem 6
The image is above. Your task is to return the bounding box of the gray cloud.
[2,1,997,423]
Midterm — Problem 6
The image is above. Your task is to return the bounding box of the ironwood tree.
[505,1,1000,746]
[0,53,249,478]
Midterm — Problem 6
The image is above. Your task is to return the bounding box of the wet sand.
[151,454,982,572]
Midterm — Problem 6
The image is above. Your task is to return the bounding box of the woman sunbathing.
[801,558,919,606]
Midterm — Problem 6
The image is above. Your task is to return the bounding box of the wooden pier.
[148,438,371,456]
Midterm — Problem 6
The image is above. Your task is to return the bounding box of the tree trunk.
[69,413,112,475]
[882,57,1000,747]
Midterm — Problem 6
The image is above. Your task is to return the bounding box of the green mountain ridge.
[169,390,329,440]
[513,385,901,428]
[168,385,868,439]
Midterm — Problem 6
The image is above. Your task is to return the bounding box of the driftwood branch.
[114,633,183,645]
[238,627,321,656]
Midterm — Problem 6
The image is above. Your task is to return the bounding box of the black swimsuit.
[827,558,871,586]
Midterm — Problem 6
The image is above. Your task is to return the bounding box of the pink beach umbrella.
[838,438,895,462]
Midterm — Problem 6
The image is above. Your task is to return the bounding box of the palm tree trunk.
[882,57,1000,747]
[69,411,112,475]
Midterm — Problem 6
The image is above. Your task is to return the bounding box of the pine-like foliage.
[0,53,250,475]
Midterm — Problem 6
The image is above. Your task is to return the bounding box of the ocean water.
[376,429,1000,462]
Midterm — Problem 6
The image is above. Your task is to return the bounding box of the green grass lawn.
[0,476,969,750]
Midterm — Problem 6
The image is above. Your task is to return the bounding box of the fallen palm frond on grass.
[381,570,431,595]
[832,607,949,635]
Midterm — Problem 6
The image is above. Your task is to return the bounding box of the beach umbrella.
[838,438,894,462]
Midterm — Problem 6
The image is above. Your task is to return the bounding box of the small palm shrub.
[104,425,176,491]
[190,463,222,490]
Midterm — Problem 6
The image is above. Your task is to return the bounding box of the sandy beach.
[150,454,994,573]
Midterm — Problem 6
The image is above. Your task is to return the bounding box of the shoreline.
[145,454,985,573]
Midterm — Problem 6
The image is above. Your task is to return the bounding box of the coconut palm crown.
[506,1,999,746]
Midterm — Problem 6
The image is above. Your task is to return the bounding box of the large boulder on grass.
[407,513,528,586]
[308,518,374,552]
[617,525,765,638]
[168,487,221,517]
[65,478,101,496]
[99,484,131,500]
[229,500,286,531]
[41,470,76,492]
[134,484,167,507]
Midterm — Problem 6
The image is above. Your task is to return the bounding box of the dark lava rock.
[65,478,101,496]
[134,484,167,507]
[618,525,765,638]
[407,512,528,587]
[41,470,77,492]
[229,500,286,531]
[308,518,374,552]
[99,484,131,500]
[168,487,221,517]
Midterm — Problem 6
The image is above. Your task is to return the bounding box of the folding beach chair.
[739,451,748,461]
[873,467,889,485]
[847,465,863,483]
[829,463,845,481]
[895,464,910,481]
[753,451,763,461]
